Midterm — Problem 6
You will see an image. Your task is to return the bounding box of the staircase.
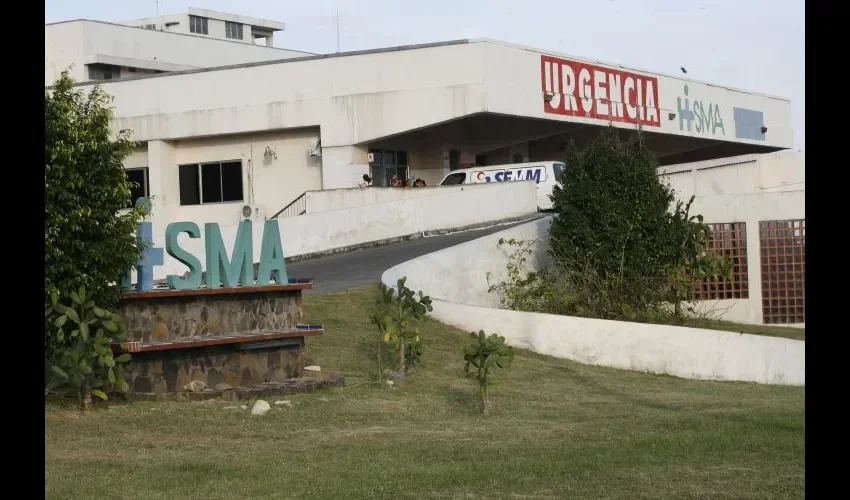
[270,191,307,219]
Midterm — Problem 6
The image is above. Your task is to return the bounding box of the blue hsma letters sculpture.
[124,219,288,292]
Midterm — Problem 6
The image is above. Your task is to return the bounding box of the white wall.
[141,181,538,281]
[84,39,791,182]
[45,20,311,86]
[303,184,502,213]
[381,218,804,386]
[659,149,805,198]
[480,40,792,148]
[136,129,323,236]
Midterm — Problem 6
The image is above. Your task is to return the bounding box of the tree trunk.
[80,380,92,412]
[480,381,492,416]
[376,331,383,384]
[398,339,405,373]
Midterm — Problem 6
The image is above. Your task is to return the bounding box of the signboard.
[125,219,288,292]
[471,166,546,184]
[541,55,661,127]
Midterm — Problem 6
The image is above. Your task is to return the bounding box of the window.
[225,21,243,39]
[553,162,565,182]
[692,222,749,301]
[760,219,805,324]
[441,172,466,185]
[178,161,243,205]
[88,64,119,81]
[125,168,149,208]
[368,149,409,187]
[189,15,208,34]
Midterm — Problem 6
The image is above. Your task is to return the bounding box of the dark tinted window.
[125,168,149,208]
[441,172,466,185]
[179,164,201,205]
[201,163,223,203]
[221,161,244,202]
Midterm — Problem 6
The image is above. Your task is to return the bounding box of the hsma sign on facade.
[541,55,661,127]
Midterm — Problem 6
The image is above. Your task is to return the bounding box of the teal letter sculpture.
[257,220,288,285]
[205,220,254,288]
[165,222,203,290]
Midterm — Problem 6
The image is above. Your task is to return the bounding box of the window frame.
[189,15,209,34]
[225,21,243,39]
[125,167,150,209]
[178,160,244,206]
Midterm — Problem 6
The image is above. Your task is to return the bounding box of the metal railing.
[270,192,307,219]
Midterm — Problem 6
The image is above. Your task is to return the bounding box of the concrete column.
[745,218,763,324]
[146,139,177,234]
[319,144,369,189]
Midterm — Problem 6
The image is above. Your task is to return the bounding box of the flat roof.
[187,7,285,31]
[45,19,309,54]
[49,31,789,102]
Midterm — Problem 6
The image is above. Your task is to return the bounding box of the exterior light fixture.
[263,146,277,161]
[668,112,676,120]
[761,126,768,134]
[543,92,554,102]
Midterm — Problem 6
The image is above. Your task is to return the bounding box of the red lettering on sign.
[541,55,660,127]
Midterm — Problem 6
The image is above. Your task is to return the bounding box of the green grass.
[681,317,805,341]
[46,286,804,499]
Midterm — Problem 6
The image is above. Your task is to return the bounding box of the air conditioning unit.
[308,138,322,157]
[239,204,266,221]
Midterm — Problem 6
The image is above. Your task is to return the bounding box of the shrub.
[45,71,144,314]
[45,71,144,405]
[371,277,434,380]
[46,286,131,410]
[463,330,514,416]
[543,126,731,322]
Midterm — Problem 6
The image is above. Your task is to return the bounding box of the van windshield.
[441,172,466,185]
[553,163,566,182]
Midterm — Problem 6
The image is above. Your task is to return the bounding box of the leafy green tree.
[547,126,730,321]
[45,71,144,406]
[463,331,514,416]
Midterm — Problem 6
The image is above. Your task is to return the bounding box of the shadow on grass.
[444,387,481,415]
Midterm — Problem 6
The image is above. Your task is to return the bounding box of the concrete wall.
[480,40,792,148]
[137,129,323,234]
[657,151,805,326]
[140,181,538,281]
[659,149,805,198]
[74,39,792,192]
[381,217,804,386]
[45,20,311,85]
[303,183,507,213]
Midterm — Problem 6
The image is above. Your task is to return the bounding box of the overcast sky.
[46,0,805,150]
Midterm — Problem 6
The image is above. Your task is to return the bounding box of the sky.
[45,0,805,150]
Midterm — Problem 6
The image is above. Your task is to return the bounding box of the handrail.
[270,191,308,219]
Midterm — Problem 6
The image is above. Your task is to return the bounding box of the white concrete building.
[45,8,312,86]
[45,8,804,325]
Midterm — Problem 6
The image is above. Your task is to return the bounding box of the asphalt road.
[287,219,535,295]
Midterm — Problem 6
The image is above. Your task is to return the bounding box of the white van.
[438,161,565,210]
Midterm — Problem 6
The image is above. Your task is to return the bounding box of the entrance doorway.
[369,149,409,186]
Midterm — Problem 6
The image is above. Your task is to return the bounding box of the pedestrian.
[358,173,372,188]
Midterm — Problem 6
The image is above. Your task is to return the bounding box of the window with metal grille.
[760,219,805,324]
[692,222,749,301]
[178,161,243,205]
[225,21,243,39]
[189,15,208,34]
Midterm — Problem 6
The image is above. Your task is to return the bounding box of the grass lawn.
[680,317,804,341]
[45,285,804,499]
